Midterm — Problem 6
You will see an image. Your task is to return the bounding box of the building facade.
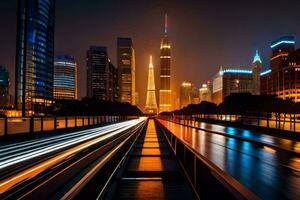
[260,36,300,102]
[87,46,115,101]
[0,65,9,107]
[199,83,212,103]
[212,51,263,104]
[252,50,263,95]
[212,66,254,104]
[54,54,77,100]
[15,0,56,116]
[191,86,200,104]
[180,81,192,108]
[159,14,172,113]
[108,60,119,102]
[117,38,136,105]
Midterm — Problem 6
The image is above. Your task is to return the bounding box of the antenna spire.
[150,55,153,68]
[164,13,168,34]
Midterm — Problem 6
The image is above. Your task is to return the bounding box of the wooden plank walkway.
[112,119,195,200]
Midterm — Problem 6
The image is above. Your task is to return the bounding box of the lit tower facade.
[159,14,172,113]
[252,50,262,95]
[87,46,109,100]
[180,81,192,108]
[117,38,136,105]
[145,55,158,114]
[15,0,56,116]
[54,54,77,100]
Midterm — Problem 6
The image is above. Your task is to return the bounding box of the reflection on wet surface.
[181,120,300,154]
[115,119,194,200]
[158,119,300,199]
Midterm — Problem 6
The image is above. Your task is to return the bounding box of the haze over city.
[1,0,300,108]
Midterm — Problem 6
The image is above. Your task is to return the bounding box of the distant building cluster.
[2,0,300,116]
[5,0,175,116]
[176,36,300,108]
[2,0,138,117]
[177,80,212,109]
[203,36,300,105]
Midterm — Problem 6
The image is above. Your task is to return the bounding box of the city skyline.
[0,1,300,199]
[1,1,300,109]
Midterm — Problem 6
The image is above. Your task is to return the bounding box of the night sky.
[1,0,300,108]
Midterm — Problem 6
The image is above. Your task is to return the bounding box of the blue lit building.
[0,65,9,107]
[270,36,295,72]
[252,50,263,95]
[261,36,300,102]
[212,51,264,104]
[212,66,254,104]
[54,55,77,100]
[15,0,56,116]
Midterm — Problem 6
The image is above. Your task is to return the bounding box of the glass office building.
[54,54,77,100]
[117,38,136,105]
[261,36,300,102]
[87,46,109,100]
[15,0,56,116]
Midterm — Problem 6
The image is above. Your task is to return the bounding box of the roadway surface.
[158,119,300,199]
[0,118,146,199]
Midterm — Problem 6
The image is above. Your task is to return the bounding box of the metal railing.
[0,116,138,137]
[156,119,259,200]
[161,114,300,133]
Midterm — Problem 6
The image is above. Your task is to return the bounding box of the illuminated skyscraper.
[15,0,55,116]
[54,55,77,100]
[145,56,158,114]
[199,83,212,102]
[270,36,295,72]
[159,14,172,113]
[117,38,136,105]
[261,36,300,102]
[87,46,110,100]
[252,50,262,95]
[180,81,192,108]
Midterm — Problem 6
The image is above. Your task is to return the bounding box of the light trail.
[0,117,146,194]
[0,120,136,162]
[0,118,145,171]
[0,120,135,153]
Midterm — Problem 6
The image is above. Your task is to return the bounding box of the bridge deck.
[111,119,195,199]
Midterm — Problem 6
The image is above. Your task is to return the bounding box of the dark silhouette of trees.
[161,101,217,116]
[161,93,300,116]
[52,98,143,116]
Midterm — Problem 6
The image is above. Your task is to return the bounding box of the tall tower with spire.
[145,55,158,114]
[159,13,172,113]
[252,50,262,95]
